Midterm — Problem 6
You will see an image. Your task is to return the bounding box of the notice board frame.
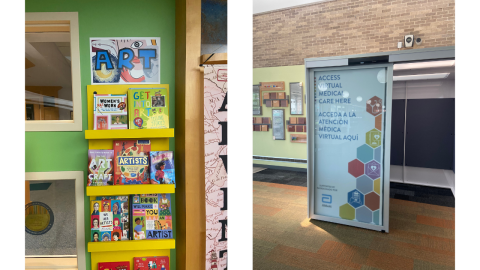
[306,63,393,233]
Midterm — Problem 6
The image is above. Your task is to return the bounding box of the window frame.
[25,12,82,131]
[25,171,86,270]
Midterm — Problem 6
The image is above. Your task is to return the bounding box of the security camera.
[415,37,422,45]
[404,35,414,48]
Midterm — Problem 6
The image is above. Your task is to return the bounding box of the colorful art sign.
[313,67,387,227]
[90,38,160,84]
[204,65,227,270]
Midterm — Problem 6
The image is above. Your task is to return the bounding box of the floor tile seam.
[384,217,456,240]
[370,236,455,258]
[371,237,456,263]
[390,199,455,212]
[269,244,363,270]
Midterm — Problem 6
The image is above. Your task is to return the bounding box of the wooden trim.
[25,181,30,205]
[175,0,205,268]
[25,26,70,33]
[26,20,70,25]
[201,53,228,65]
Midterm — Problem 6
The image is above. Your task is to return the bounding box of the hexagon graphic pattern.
[365,160,381,180]
[357,144,374,163]
[366,129,382,148]
[356,175,374,194]
[365,192,380,211]
[348,189,364,208]
[373,210,380,225]
[339,203,355,220]
[348,159,364,178]
[374,147,381,163]
[375,114,382,131]
[374,178,380,194]
[356,206,373,223]
[366,96,383,116]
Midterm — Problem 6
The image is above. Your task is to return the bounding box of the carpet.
[253,181,455,270]
[253,168,454,207]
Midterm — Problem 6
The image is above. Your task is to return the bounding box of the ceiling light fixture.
[393,60,455,70]
[393,73,450,81]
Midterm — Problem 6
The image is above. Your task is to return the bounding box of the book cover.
[131,194,173,240]
[98,261,130,270]
[134,256,170,270]
[113,140,151,185]
[88,150,114,186]
[93,94,128,130]
[90,196,129,242]
[128,88,169,129]
[149,151,175,187]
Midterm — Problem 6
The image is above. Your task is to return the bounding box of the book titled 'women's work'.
[93,94,128,130]
[128,88,169,129]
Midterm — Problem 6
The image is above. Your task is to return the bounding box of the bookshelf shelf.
[85,128,174,140]
[87,184,175,196]
[88,239,176,253]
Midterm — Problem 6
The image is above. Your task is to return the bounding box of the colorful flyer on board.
[150,151,175,186]
[90,38,160,85]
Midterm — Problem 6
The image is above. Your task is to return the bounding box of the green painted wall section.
[25,1,176,269]
[253,65,307,169]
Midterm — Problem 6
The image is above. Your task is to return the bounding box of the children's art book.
[134,256,170,270]
[90,196,129,242]
[93,94,128,130]
[113,140,151,185]
[149,151,175,187]
[87,150,114,186]
[98,261,130,270]
[128,88,169,129]
[131,194,173,240]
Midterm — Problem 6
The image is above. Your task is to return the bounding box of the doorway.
[390,59,455,202]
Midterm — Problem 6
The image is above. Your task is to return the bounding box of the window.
[25,171,85,269]
[25,12,82,131]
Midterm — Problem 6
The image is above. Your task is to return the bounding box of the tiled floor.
[253,169,455,270]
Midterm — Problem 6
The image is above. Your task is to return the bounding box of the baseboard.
[444,170,455,197]
[253,164,307,173]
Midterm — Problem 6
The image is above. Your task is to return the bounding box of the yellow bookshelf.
[87,184,175,196]
[86,84,175,270]
[85,128,174,140]
[88,239,175,253]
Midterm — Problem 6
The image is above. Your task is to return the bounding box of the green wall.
[253,65,307,169]
[25,1,176,269]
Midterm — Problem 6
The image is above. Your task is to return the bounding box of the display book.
[90,196,130,242]
[98,261,130,270]
[113,140,151,185]
[87,150,114,186]
[150,151,175,187]
[134,256,170,270]
[131,194,173,240]
[128,88,169,129]
[93,94,128,130]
